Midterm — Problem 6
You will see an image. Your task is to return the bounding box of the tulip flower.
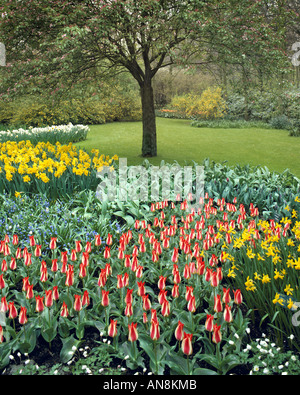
[104,246,111,259]
[44,289,53,308]
[79,263,87,279]
[125,302,133,317]
[137,281,145,297]
[108,319,118,338]
[65,265,74,287]
[185,286,194,302]
[125,289,133,304]
[81,252,89,267]
[214,294,223,313]
[0,274,5,290]
[187,295,196,313]
[212,324,222,344]
[98,270,107,287]
[85,241,92,253]
[233,289,243,304]
[222,288,231,304]
[70,249,77,261]
[82,290,90,307]
[29,235,35,247]
[40,267,48,283]
[142,294,151,311]
[136,265,144,278]
[16,248,22,259]
[12,234,19,245]
[53,286,59,301]
[181,332,193,355]
[61,251,68,265]
[151,309,157,322]
[205,314,214,332]
[35,295,45,313]
[60,301,69,317]
[158,275,167,290]
[158,289,168,305]
[51,259,58,273]
[172,284,179,298]
[95,234,102,246]
[161,299,170,317]
[75,240,82,253]
[50,237,57,250]
[19,306,28,325]
[128,322,138,342]
[0,296,8,313]
[117,274,124,289]
[101,290,110,307]
[150,319,160,341]
[171,247,178,263]
[1,259,7,273]
[210,271,219,287]
[8,302,18,320]
[34,244,42,257]
[10,257,17,271]
[224,304,233,323]
[143,312,148,323]
[0,325,3,343]
[24,253,32,267]
[22,276,29,292]
[74,294,82,312]
[26,284,34,300]
[106,233,113,246]
[175,320,184,341]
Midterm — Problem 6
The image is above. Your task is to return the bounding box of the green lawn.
[75,118,300,178]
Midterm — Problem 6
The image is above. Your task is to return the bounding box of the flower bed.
[0,141,118,198]
[0,124,89,144]
[0,194,299,375]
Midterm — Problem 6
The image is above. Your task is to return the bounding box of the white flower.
[263,368,269,374]
[229,340,235,345]
[253,365,259,372]
[282,372,288,375]
[291,355,297,361]
[278,365,284,370]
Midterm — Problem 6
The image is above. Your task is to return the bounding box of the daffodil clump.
[224,200,300,342]
[0,140,118,197]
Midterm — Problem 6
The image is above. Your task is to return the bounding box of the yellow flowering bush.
[0,140,118,198]
[169,87,227,119]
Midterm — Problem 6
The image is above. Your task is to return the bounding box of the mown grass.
[65,117,300,178]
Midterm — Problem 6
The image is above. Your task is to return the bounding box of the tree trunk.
[140,79,157,157]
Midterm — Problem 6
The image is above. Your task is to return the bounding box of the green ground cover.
[75,118,300,178]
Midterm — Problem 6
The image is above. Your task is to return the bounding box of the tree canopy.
[0,0,293,156]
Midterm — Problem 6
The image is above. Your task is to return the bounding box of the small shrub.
[269,115,293,130]
[169,87,227,120]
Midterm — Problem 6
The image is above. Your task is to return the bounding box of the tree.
[0,0,290,157]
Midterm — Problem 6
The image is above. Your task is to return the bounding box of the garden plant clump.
[0,176,300,374]
[0,124,89,145]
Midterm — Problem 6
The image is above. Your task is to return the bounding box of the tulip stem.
[154,340,158,374]
[186,355,190,375]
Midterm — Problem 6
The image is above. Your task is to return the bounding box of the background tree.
[0,0,290,157]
